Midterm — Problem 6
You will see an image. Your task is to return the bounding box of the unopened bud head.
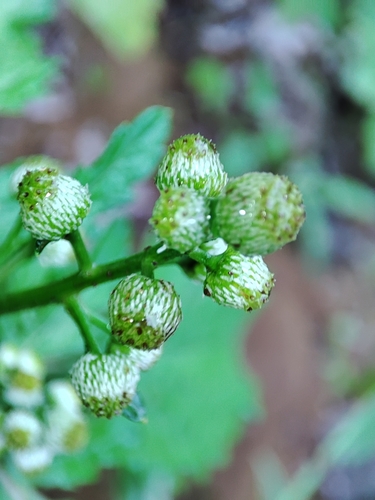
[204,247,275,311]
[156,134,227,197]
[18,167,91,241]
[70,352,140,418]
[150,188,211,253]
[214,172,305,255]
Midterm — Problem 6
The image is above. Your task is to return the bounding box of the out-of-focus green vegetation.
[0,0,58,114]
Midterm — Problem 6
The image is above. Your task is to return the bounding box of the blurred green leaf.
[278,0,341,27]
[186,57,233,113]
[69,0,165,58]
[322,174,375,224]
[362,113,375,176]
[318,395,375,466]
[219,131,266,177]
[0,0,58,115]
[75,106,172,214]
[341,0,375,111]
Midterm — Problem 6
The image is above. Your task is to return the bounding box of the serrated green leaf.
[75,106,172,214]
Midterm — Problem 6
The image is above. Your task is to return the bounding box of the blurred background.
[2,0,375,499]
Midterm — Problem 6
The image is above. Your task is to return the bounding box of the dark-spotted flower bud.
[214,173,305,255]
[150,188,211,253]
[108,274,182,350]
[204,247,275,311]
[17,166,91,241]
[70,352,140,418]
[156,134,227,197]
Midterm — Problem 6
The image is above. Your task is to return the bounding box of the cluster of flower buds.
[149,133,305,311]
[14,156,91,242]
[70,273,179,418]
[0,344,88,475]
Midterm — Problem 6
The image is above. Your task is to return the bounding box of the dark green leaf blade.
[75,106,173,214]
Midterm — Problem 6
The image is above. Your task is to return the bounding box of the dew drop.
[239,209,246,216]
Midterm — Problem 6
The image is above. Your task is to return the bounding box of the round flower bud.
[150,188,211,253]
[204,248,275,311]
[70,352,140,418]
[156,134,227,197]
[18,167,91,241]
[4,410,43,450]
[128,346,163,371]
[214,173,305,255]
[11,445,54,474]
[108,274,182,350]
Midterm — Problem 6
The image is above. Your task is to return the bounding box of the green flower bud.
[108,274,182,350]
[11,445,54,475]
[204,247,275,311]
[156,134,227,197]
[150,188,211,253]
[214,173,305,255]
[4,410,43,450]
[70,352,140,418]
[17,167,91,241]
[128,346,163,371]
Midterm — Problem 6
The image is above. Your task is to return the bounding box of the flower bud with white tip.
[156,134,227,197]
[108,274,182,350]
[128,346,163,372]
[150,188,211,253]
[3,410,43,451]
[204,247,275,311]
[70,352,140,418]
[213,172,305,255]
[17,166,91,241]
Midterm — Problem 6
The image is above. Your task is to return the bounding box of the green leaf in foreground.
[35,266,262,490]
[74,106,172,214]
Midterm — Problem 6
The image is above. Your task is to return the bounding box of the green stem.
[188,246,223,271]
[65,229,92,272]
[0,244,180,315]
[85,310,110,335]
[64,296,101,354]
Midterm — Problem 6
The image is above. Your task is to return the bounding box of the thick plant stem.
[65,229,92,272]
[64,296,101,354]
[0,244,180,315]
